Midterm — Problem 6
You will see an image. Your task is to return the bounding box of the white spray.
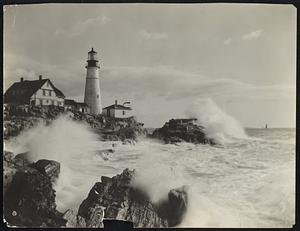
[185,98,247,144]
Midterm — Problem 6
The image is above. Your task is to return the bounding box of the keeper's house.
[102,100,133,119]
[4,75,65,107]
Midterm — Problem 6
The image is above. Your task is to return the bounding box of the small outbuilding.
[64,99,90,113]
[102,100,133,118]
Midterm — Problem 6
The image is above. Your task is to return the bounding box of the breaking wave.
[185,98,248,144]
[4,116,295,227]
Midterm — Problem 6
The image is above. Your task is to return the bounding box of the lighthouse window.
[97,94,99,99]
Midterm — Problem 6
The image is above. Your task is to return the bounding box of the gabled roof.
[103,104,132,110]
[4,79,65,104]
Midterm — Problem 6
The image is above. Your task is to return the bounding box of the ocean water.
[5,117,295,228]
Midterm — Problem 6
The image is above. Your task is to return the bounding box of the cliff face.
[3,106,146,142]
[151,118,215,145]
[77,169,188,228]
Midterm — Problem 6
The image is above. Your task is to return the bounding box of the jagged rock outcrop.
[77,169,188,228]
[61,209,87,228]
[3,151,64,227]
[30,159,60,183]
[151,118,215,145]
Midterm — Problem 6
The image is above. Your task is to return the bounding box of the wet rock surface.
[30,159,60,183]
[3,151,64,227]
[4,151,188,228]
[151,118,215,145]
[78,169,188,228]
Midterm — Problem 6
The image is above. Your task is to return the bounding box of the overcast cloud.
[4,4,296,127]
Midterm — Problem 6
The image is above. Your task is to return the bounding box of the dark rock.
[62,209,77,227]
[4,150,64,227]
[156,186,188,227]
[151,118,214,145]
[4,167,65,227]
[84,204,105,228]
[101,176,112,184]
[13,152,33,169]
[30,159,60,183]
[62,209,87,228]
[77,169,188,228]
[3,151,17,194]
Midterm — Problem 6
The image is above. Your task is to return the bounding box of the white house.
[102,100,133,118]
[4,75,65,107]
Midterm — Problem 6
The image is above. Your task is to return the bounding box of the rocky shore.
[151,118,215,145]
[3,151,188,228]
[3,107,200,228]
[3,151,64,227]
[3,105,146,142]
[77,169,188,228]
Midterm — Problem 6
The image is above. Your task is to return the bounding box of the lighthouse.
[84,48,102,115]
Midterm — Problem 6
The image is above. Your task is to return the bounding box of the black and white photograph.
[3,3,296,228]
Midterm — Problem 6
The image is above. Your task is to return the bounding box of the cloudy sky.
[4,3,296,128]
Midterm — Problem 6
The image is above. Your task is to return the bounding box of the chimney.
[20,77,24,82]
[115,100,117,105]
[39,75,42,80]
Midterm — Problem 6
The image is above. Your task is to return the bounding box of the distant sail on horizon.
[265,123,268,129]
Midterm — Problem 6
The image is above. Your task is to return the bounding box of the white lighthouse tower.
[84,48,102,115]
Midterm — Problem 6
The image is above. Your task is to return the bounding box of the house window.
[46,100,49,104]
[52,100,55,105]
[40,99,43,105]
[122,110,125,115]
[43,90,46,96]
[49,90,52,96]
